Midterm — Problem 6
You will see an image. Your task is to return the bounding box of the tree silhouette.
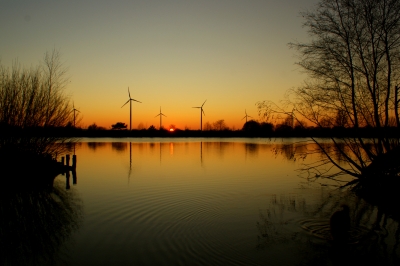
[111,122,127,130]
[88,123,105,131]
[0,50,74,159]
[212,119,227,131]
[242,120,260,132]
[258,0,400,182]
[203,122,212,131]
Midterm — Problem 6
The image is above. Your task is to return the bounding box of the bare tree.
[111,122,127,130]
[258,0,400,182]
[203,121,212,131]
[212,119,227,131]
[0,50,75,159]
[334,109,348,127]
[285,0,400,128]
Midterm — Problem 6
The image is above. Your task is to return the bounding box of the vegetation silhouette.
[0,50,78,183]
[111,122,127,130]
[111,142,128,153]
[87,141,106,151]
[87,123,106,131]
[256,184,400,265]
[330,205,351,243]
[257,0,400,187]
[0,179,82,266]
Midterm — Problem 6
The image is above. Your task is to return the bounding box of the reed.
[0,50,76,178]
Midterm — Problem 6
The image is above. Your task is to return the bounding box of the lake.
[3,138,399,265]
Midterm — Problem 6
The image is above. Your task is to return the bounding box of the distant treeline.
[3,121,399,138]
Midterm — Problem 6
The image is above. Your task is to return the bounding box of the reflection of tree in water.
[87,142,106,151]
[193,142,228,165]
[267,140,400,264]
[0,180,82,266]
[256,188,400,265]
[244,143,259,156]
[216,142,230,156]
[64,141,82,153]
[272,141,310,162]
[203,142,231,158]
[281,143,295,161]
[111,142,127,153]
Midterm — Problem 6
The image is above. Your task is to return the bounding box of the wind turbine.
[192,100,206,131]
[72,102,80,128]
[121,87,142,130]
[155,106,167,130]
[242,109,252,123]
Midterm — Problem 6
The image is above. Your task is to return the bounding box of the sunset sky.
[1,0,319,130]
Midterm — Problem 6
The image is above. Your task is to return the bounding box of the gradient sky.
[1,0,319,130]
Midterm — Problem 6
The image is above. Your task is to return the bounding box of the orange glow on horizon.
[169,128,175,132]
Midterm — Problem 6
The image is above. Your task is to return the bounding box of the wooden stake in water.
[72,155,77,169]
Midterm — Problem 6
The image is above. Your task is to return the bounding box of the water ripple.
[299,218,375,244]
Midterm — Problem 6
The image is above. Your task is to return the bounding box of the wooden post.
[72,169,77,185]
[66,154,70,167]
[72,155,77,169]
[60,156,66,175]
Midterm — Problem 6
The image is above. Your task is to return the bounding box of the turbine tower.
[121,87,142,130]
[72,102,80,128]
[192,100,206,131]
[242,109,252,123]
[155,106,167,130]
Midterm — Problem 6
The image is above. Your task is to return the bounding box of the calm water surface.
[8,138,400,265]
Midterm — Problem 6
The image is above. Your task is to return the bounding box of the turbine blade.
[193,106,200,108]
[121,100,130,108]
[202,109,205,116]
[132,99,142,103]
[155,114,160,118]
[128,87,131,98]
[202,99,207,107]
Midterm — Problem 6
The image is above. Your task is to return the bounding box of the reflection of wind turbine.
[192,100,206,131]
[242,109,252,123]
[121,87,142,130]
[128,142,132,184]
[200,141,203,167]
[155,106,167,130]
[72,102,80,128]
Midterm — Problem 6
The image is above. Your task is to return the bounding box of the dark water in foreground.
[2,138,399,265]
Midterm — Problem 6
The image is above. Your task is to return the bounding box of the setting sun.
[169,128,174,132]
